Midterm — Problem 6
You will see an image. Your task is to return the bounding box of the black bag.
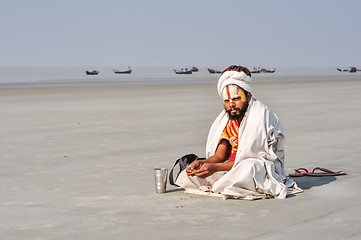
[169,154,205,186]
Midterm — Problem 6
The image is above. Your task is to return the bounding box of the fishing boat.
[261,68,276,73]
[174,68,192,74]
[250,67,276,74]
[86,69,99,75]
[337,67,359,73]
[207,68,222,74]
[190,66,199,72]
[113,69,132,74]
[250,67,261,74]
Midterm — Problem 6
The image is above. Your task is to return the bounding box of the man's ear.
[247,92,252,101]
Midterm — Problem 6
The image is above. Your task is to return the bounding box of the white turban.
[217,71,252,97]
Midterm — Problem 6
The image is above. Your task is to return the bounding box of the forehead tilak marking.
[226,86,231,100]
[226,85,239,100]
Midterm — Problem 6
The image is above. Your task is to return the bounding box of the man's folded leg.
[175,170,225,190]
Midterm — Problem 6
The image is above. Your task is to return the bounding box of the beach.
[1,77,361,239]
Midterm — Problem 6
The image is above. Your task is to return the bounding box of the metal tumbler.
[154,168,168,193]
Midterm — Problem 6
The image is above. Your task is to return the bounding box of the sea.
[0,66,360,87]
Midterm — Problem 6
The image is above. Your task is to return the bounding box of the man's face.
[222,85,250,120]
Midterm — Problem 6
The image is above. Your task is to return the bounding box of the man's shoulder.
[250,98,270,112]
[250,98,279,120]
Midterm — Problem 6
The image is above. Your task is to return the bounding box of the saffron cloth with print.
[220,118,242,161]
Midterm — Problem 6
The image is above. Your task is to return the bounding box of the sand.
[1,78,361,239]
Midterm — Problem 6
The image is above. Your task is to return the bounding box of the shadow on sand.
[291,176,337,190]
[166,188,184,193]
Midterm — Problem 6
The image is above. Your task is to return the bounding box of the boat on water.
[337,67,360,73]
[113,69,132,74]
[190,66,199,72]
[86,69,99,75]
[174,68,192,74]
[250,67,276,74]
[261,68,276,73]
[207,68,222,74]
[114,66,132,74]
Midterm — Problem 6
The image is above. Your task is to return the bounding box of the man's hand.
[194,163,218,178]
[186,161,203,176]
[185,140,233,178]
[186,161,217,178]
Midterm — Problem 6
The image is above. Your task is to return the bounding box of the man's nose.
[229,100,236,106]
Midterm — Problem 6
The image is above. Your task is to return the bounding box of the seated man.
[176,65,301,200]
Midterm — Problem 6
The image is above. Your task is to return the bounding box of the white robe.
[176,98,302,200]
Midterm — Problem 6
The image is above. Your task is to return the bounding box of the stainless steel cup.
[154,168,168,193]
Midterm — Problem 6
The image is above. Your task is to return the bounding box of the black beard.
[225,101,249,120]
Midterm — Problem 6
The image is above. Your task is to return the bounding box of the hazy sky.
[1,0,360,67]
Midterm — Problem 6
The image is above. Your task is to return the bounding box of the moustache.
[228,107,241,112]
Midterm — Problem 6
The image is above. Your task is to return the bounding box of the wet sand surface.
[1,78,361,239]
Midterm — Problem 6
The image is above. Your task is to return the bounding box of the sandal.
[289,167,346,177]
[289,168,313,177]
[306,167,346,177]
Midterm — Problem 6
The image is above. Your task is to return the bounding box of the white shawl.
[203,98,300,199]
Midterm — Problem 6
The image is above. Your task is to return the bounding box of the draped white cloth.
[176,98,302,200]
